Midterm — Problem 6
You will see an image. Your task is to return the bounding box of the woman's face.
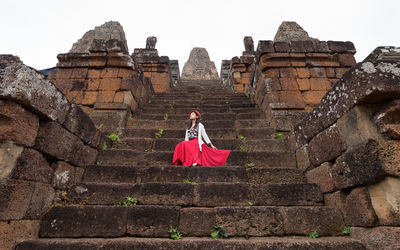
[189,112,198,120]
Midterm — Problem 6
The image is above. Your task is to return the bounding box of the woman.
[172,110,230,167]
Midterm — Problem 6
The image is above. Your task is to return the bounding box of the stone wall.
[249,22,356,131]
[48,22,154,134]
[0,55,107,249]
[294,47,400,250]
[181,47,219,81]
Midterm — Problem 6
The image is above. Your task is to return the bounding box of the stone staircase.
[16,80,365,249]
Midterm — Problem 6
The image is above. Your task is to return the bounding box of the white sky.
[1,0,399,75]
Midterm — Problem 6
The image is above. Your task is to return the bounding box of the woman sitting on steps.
[172,110,230,167]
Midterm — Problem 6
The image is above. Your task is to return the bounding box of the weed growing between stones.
[248,201,254,206]
[108,133,120,142]
[183,179,197,185]
[309,230,319,238]
[168,226,182,240]
[155,129,164,138]
[164,113,169,120]
[237,135,246,141]
[116,196,138,206]
[211,223,228,239]
[274,133,283,139]
[102,142,107,151]
[247,163,255,167]
[240,146,246,151]
[343,226,351,235]
[126,116,133,121]
[96,161,103,165]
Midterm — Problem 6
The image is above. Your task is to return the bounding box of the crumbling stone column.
[132,36,173,92]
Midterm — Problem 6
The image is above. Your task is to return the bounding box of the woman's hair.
[188,118,200,130]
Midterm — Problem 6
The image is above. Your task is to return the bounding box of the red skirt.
[172,138,230,167]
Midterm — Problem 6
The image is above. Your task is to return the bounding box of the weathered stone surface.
[243,36,255,56]
[0,62,71,124]
[324,190,347,212]
[35,121,98,167]
[24,182,55,220]
[169,60,180,85]
[368,176,400,225]
[0,220,39,250]
[52,161,83,189]
[0,54,22,68]
[273,21,317,42]
[305,162,335,193]
[0,180,34,220]
[181,48,219,81]
[63,103,100,148]
[337,105,383,150]
[10,148,53,184]
[345,187,378,227]
[145,36,157,49]
[331,140,383,190]
[308,124,347,166]
[0,180,54,220]
[0,100,39,147]
[69,21,128,54]
[0,140,24,180]
[374,99,400,139]
[179,207,217,236]
[352,226,400,250]
[295,46,400,147]
[40,206,127,237]
[126,205,180,237]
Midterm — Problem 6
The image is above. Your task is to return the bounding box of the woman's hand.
[209,143,217,150]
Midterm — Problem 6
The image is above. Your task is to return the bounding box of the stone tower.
[181,47,219,81]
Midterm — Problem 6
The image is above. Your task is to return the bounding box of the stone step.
[145,102,255,109]
[139,106,259,115]
[83,165,306,184]
[126,119,270,130]
[36,205,349,238]
[16,237,366,250]
[66,182,322,206]
[97,150,296,168]
[116,138,286,152]
[136,112,264,120]
[120,128,276,139]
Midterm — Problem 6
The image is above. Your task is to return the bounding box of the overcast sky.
[1,0,399,74]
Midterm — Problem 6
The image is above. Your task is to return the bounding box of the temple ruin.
[0,21,399,250]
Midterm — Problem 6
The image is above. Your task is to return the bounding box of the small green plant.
[247,163,255,167]
[237,135,246,142]
[211,223,228,239]
[108,133,120,143]
[245,235,250,240]
[239,146,246,151]
[309,230,319,238]
[116,196,138,206]
[102,142,107,151]
[274,132,283,139]
[96,161,103,165]
[225,100,229,104]
[248,201,254,206]
[246,93,250,98]
[126,116,133,121]
[288,128,293,133]
[168,226,182,240]
[183,179,197,185]
[98,123,104,129]
[144,148,155,152]
[343,226,351,235]
[152,94,155,98]
[155,128,164,139]
[164,113,169,120]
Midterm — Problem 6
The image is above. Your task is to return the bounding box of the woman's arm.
[200,124,217,149]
